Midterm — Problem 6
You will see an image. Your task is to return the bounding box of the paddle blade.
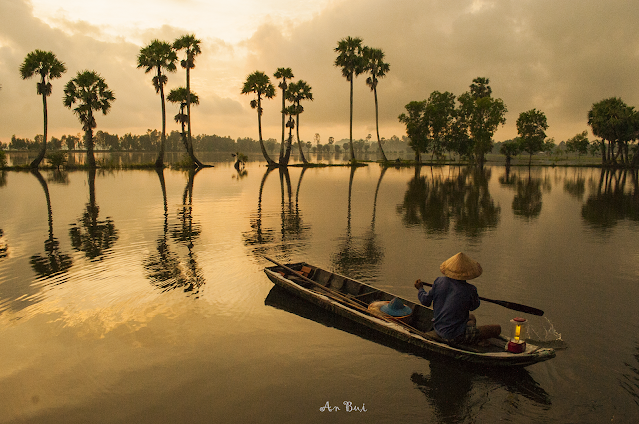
[479,297,544,316]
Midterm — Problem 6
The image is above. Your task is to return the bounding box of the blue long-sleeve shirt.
[418,276,480,340]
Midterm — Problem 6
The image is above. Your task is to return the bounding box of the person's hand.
[414,279,424,290]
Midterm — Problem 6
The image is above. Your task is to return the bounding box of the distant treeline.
[1,131,411,154]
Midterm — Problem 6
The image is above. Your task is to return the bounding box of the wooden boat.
[264,260,556,367]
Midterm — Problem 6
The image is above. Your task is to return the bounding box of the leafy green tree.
[543,137,556,154]
[274,68,294,165]
[285,80,313,165]
[425,91,456,160]
[362,47,390,161]
[587,97,639,166]
[517,108,548,166]
[565,131,590,160]
[500,138,522,167]
[458,77,507,167]
[173,34,204,168]
[334,36,365,161]
[19,50,66,169]
[167,87,199,154]
[63,71,115,168]
[242,71,277,166]
[45,151,67,170]
[137,40,178,168]
[398,100,429,163]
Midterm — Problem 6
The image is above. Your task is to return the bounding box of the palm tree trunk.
[373,87,387,162]
[279,86,286,165]
[282,124,292,165]
[31,87,48,168]
[186,66,193,163]
[349,77,355,161]
[258,98,276,166]
[185,66,204,168]
[156,67,166,168]
[296,112,308,164]
[85,109,96,168]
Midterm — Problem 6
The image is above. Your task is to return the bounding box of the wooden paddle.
[417,280,544,316]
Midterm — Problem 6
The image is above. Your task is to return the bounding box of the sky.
[2,0,639,145]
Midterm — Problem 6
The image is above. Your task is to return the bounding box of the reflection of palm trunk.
[31,169,72,277]
[279,168,292,240]
[371,167,387,232]
[32,170,53,242]
[256,167,274,243]
[295,167,307,207]
[156,168,168,236]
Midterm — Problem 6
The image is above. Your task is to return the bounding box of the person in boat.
[414,252,501,345]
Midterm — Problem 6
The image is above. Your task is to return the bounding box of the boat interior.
[266,262,522,355]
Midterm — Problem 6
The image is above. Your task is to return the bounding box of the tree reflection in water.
[331,165,384,279]
[500,168,551,220]
[243,167,310,259]
[30,170,72,280]
[581,168,639,229]
[69,169,118,260]
[397,166,500,237]
[279,167,310,256]
[563,170,586,200]
[621,341,639,407]
[0,229,7,259]
[47,169,70,185]
[145,169,205,296]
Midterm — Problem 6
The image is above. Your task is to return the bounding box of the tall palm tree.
[242,71,277,166]
[274,68,294,165]
[137,40,177,168]
[173,34,204,168]
[19,50,66,169]
[285,80,313,165]
[362,47,390,162]
[167,87,199,158]
[63,71,115,168]
[334,36,365,161]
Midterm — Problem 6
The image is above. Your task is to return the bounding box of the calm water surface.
[1,162,638,423]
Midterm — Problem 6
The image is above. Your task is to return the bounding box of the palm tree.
[167,87,199,157]
[242,71,277,166]
[285,80,313,165]
[334,36,365,161]
[19,50,66,169]
[362,47,390,162]
[274,68,294,165]
[173,34,204,168]
[63,71,115,168]
[137,40,177,168]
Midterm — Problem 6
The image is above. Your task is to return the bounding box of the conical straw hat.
[440,252,482,280]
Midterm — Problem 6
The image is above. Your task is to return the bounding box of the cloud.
[242,0,639,142]
[3,0,639,146]
[0,0,251,141]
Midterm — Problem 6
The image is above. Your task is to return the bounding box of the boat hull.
[264,263,556,368]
